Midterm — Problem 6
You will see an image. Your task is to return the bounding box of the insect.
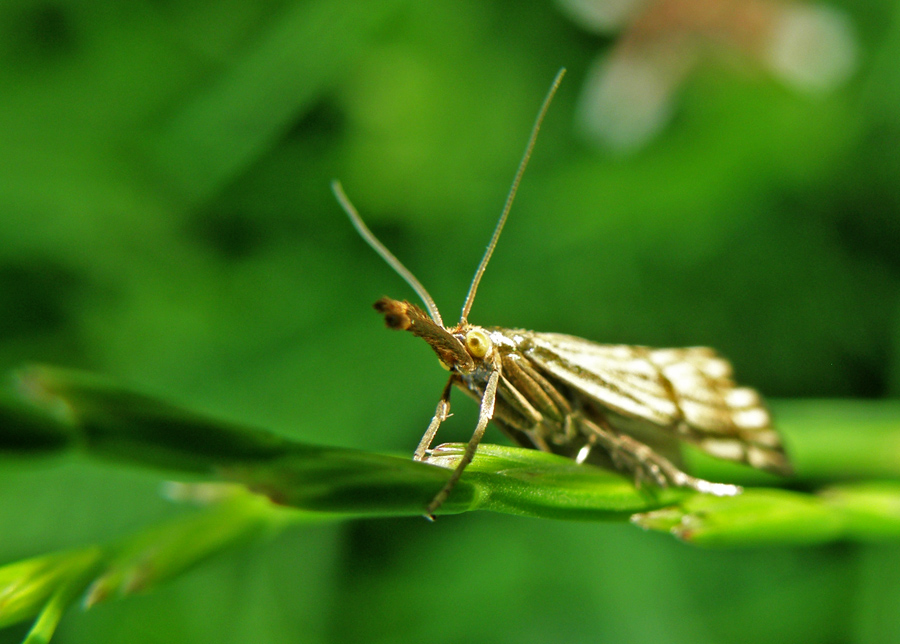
[332,69,791,516]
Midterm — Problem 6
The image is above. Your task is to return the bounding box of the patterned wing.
[522,332,791,475]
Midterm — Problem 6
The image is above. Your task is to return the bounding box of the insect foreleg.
[414,376,455,461]
[425,366,501,517]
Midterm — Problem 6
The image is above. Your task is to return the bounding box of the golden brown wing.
[522,333,791,475]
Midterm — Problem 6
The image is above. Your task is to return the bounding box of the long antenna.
[459,68,566,324]
[332,180,444,327]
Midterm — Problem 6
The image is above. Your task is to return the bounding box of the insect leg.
[425,367,501,516]
[576,414,741,496]
[499,354,573,447]
[414,376,455,461]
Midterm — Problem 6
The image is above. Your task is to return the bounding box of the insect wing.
[522,332,791,475]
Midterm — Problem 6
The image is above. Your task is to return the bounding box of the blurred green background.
[1,0,899,642]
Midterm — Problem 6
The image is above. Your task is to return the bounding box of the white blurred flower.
[576,38,695,150]
[557,0,649,32]
[558,0,858,151]
[764,4,857,92]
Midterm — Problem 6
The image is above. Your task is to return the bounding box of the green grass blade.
[5,364,900,541]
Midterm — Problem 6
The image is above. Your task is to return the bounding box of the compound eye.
[465,329,492,359]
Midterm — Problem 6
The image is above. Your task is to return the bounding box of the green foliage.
[3,365,900,641]
[1,0,899,642]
